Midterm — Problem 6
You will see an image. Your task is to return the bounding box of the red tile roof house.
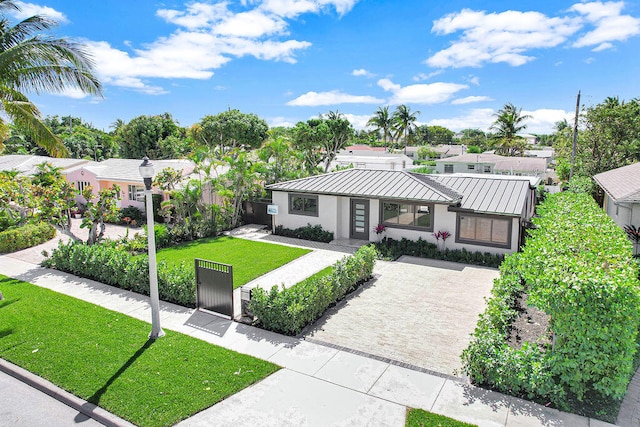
[64,158,196,211]
[593,162,640,230]
[267,169,540,255]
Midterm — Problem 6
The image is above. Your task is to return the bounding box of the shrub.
[249,245,377,335]
[0,222,56,253]
[461,192,640,419]
[41,240,196,307]
[374,237,504,268]
[274,223,334,243]
[114,206,145,226]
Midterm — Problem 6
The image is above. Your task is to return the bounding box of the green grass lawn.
[156,236,311,289]
[405,408,477,427]
[0,275,280,427]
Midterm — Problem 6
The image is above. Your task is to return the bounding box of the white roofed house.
[435,153,548,179]
[332,149,413,171]
[267,169,539,255]
[593,162,640,230]
[0,154,89,176]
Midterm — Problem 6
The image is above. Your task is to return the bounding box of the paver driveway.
[303,255,498,377]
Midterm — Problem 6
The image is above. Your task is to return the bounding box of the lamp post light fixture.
[139,156,164,339]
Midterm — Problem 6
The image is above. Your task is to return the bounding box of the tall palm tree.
[489,103,531,156]
[0,0,102,157]
[366,106,392,148]
[392,104,420,153]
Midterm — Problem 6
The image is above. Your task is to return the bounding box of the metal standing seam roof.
[266,169,463,203]
[430,174,534,216]
[593,162,640,203]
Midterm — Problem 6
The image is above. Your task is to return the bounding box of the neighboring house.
[0,154,89,175]
[435,153,547,178]
[405,145,465,160]
[267,169,539,254]
[332,150,413,171]
[65,158,196,211]
[593,162,640,229]
[523,149,555,167]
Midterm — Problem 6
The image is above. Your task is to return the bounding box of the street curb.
[0,358,136,427]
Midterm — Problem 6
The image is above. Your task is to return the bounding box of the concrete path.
[303,256,498,376]
[0,253,617,427]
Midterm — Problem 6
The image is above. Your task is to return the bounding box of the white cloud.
[570,1,640,49]
[12,1,68,23]
[261,0,359,17]
[352,68,373,77]
[377,78,468,104]
[522,108,574,134]
[425,2,640,68]
[268,116,297,127]
[286,90,384,106]
[467,76,480,86]
[451,95,492,105]
[412,70,443,81]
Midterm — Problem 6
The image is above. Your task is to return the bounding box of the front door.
[350,199,369,240]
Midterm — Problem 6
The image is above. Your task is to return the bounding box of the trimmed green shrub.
[0,222,56,253]
[41,240,195,307]
[374,237,504,268]
[249,245,377,335]
[461,192,640,419]
[274,223,334,243]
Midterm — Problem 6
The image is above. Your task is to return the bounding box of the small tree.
[81,185,120,245]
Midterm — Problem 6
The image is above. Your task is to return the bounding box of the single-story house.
[435,153,547,178]
[332,150,413,171]
[593,162,640,229]
[65,158,196,211]
[267,169,539,254]
[405,145,465,160]
[0,154,89,176]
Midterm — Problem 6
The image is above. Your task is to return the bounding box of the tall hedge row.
[461,192,640,413]
[249,245,377,335]
[42,240,196,307]
[0,223,56,253]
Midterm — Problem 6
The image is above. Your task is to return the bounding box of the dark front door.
[350,199,369,240]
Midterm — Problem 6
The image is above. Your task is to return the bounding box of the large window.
[444,164,453,173]
[128,185,145,202]
[382,201,433,231]
[289,194,318,216]
[456,214,511,248]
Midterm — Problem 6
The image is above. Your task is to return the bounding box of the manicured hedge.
[274,223,334,243]
[0,222,56,253]
[374,237,504,268]
[249,245,377,335]
[461,192,640,418]
[41,240,195,307]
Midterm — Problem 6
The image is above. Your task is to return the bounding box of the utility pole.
[570,90,581,180]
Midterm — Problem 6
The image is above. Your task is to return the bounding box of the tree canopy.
[191,109,269,156]
[116,113,189,159]
[489,103,530,156]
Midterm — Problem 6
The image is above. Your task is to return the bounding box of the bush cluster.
[374,237,504,268]
[274,223,334,243]
[41,240,196,307]
[461,192,640,418]
[249,245,377,335]
[0,222,56,253]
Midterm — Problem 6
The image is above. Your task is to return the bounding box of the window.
[128,185,145,202]
[467,164,475,171]
[382,201,433,231]
[483,165,491,173]
[444,164,453,173]
[457,214,511,248]
[289,194,318,216]
[76,181,91,192]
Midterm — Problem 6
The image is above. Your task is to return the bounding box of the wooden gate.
[195,259,233,318]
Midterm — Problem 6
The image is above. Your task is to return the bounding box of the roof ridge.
[406,172,462,201]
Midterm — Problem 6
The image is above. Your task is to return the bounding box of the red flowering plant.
[374,224,386,235]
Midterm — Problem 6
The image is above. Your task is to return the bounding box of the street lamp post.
[139,156,164,339]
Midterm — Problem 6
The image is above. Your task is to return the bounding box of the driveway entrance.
[303,256,498,376]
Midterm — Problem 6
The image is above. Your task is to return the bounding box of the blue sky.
[10,0,640,134]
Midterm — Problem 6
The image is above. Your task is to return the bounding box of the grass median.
[0,275,280,427]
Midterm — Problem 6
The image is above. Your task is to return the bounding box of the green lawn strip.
[405,408,477,427]
[0,275,280,427]
[156,236,311,289]
[299,266,333,284]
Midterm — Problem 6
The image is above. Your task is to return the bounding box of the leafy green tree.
[291,118,328,175]
[459,128,488,151]
[257,136,304,185]
[116,113,186,159]
[489,103,530,156]
[31,162,76,229]
[392,105,420,151]
[367,106,393,148]
[0,169,32,229]
[192,109,269,156]
[321,110,354,172]
[81,184,120,245]
[416,146,438,160]
[215,150,262,228]
[415,125,454,145]
[0,0,101,157]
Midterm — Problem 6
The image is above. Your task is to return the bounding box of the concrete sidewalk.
[0,253,617,427]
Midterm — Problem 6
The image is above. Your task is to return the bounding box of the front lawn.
[156,236,310,288]
[0,275,279,427]
[405,408,477,427]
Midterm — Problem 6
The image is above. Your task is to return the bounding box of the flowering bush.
[374,224,386,235]
[432,230,451,241]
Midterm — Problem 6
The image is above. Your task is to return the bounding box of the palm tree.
[489,103,531,156]
[0,0,102,157]
[366,106,393,148]
[392,104,420,153]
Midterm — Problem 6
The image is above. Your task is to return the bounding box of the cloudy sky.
[10,0,640,134]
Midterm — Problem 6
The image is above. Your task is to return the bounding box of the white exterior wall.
[435,162,493,174]
[271,191,339,234]
[604,195,640,228]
